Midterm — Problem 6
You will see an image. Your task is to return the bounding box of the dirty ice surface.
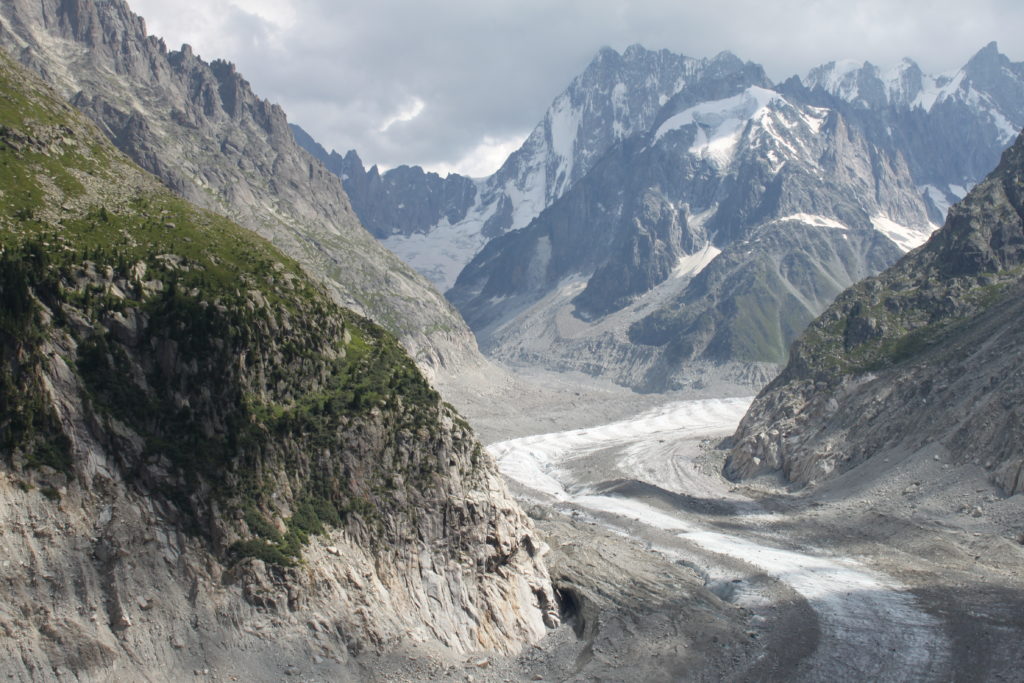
[488,397,950,680]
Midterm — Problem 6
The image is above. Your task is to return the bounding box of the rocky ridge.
[320,42,1024,285]
[0,51,555,680]
[0,0,481,379]
[301,46,751,291]
[322,43,1024,393]
[446,62,929,391]
[799,41,1024,204]
[290,131,480,245]
[726,131,1024,493]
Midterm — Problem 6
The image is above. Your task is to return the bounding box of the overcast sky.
[129,0,1024,178]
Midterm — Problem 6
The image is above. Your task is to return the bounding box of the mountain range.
[3,0,1024,676]
[303,43,1024,392]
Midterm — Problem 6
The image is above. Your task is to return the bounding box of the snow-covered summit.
[341,44,766,290]
[802,43,1024,140]
[803,57,929,107]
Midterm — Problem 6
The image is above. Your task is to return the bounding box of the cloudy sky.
[129,0,1024,178]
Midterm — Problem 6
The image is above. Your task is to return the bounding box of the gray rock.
[727,131,1024,495]
[0,43,556,681]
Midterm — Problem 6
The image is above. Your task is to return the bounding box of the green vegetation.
[794,266,1024,379]
[0,50,481,566]
[0,243,72,472]
[247,317,439,434]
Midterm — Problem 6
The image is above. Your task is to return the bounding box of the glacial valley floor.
[377,368,1024,682]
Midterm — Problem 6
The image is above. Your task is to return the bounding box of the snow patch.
[803,106,829,134]
[653,87,781,169]
[871,214,937,253]
[611,82,628,111]
[547,94,582,195]
[922,185,952,220]
[380,187,494,290]
[505,170,547,232]
[987,106,1020,142]
[821,59,864,101]
[671,244,721,280]
[914,70,964,111]
[775,214,849,231]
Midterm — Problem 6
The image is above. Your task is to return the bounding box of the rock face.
[435,43,1024,392]
[0,52,555,680]
[726,131,1024,494]
[292,131,480,243]
[0,0,481,380]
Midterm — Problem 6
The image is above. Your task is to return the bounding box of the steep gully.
[489,399,950,680]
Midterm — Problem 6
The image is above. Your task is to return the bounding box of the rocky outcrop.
[727,132,1024,494]
[0,0,481,380]
[0,51,555,680]
[292,132,480,242]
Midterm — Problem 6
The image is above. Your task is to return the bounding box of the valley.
[377,382,1024,681]
[1,1,1023,680]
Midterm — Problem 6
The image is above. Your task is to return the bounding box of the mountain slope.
[726,131,1024,494]
[0,50,555,679]
[446,63,930,391]
[0,0,480,379]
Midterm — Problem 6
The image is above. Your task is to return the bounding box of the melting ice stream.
[488,398,950,681]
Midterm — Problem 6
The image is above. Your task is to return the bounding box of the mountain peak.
[975,40,1001,57]
[623,43,651,59]
[965,40,1007,80]
[711,49,743,66]
[593,45,621,64]
[343,148,364,167]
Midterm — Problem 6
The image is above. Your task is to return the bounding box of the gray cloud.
[130,0,1024,176]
